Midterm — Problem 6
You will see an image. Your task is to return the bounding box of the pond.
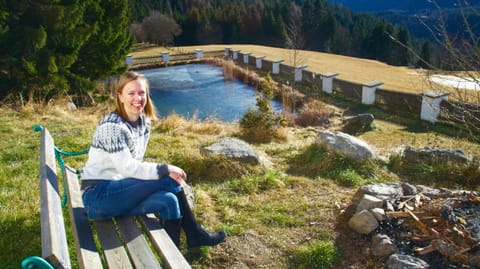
[140,64,282,122]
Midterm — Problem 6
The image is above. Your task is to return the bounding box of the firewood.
[407,209,430,234]
[415,244,436,255]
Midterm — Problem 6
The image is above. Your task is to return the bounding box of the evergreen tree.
[394,27,412,66]
[0,1,97,102]
[418,40,432,68]
[0,1,132,103]
[71,0,133,93]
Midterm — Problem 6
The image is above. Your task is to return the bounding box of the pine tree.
[71,0,133,86]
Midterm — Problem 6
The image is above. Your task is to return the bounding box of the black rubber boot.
[163,219,181,247]
[175,189,226,248]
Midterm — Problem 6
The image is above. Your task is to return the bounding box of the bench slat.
[116,216,162,269]
[94,220,133,269]
[64,166,103,269]
[140,214,192,269]
[40,129,71,269]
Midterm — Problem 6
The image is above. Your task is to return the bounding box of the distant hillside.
[327,0,480,13]
[328,0,480,45]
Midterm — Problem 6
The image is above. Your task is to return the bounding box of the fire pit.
[349,183,480,268]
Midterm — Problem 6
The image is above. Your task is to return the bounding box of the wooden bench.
[22,126,191,269]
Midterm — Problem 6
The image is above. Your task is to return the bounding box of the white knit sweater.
[80,112,168,181]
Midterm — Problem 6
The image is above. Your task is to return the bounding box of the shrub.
[240,73,285,143]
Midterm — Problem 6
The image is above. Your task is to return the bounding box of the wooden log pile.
[385,192,480,267]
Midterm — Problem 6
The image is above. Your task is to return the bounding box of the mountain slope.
[327,0,480,13]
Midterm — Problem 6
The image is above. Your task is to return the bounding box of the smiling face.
[117,79,147,122]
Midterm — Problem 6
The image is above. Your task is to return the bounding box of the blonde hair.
[115,71,158,121]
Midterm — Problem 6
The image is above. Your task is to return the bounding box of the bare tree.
[412,0,480,141]
[130,22,146,43]
[135,11,182,46]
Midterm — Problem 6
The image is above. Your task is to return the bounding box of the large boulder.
[316,130,376,161]
[203,137,259,164]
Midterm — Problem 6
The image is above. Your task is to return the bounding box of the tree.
[418,0,480,141]
[0,1,133,104]
[71,0,134,95]
[135,10,181,45]
[417,40,432,68]
[0,1,97,103]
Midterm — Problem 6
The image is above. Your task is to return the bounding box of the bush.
[239,73,285,143]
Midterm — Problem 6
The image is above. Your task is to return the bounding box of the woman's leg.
[82,177,181,220]
[175,189,226,248]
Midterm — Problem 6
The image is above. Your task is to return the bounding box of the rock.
[348,210,379,234]
[204,138,259,164]
[385,254,429,269]
[402,146,468,165]
[316,130,376,161]
[370,208,386,221]
[371,234,397,257]
[352,183,404,204]
[356,194,384,213]
[342,113,374,134]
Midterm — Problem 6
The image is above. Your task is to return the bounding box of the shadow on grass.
[0,217,41,268]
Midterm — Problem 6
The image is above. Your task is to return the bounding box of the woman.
[80,71,226,248]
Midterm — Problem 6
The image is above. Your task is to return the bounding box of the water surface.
[140,64,282,122]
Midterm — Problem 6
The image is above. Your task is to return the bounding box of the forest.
[0,0,475,103]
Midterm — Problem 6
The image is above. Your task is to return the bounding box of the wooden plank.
[39,128,71,269]
[64,166,103,269]
[140,214,192,269]
[115,216,162,269]
[94,220,133,269]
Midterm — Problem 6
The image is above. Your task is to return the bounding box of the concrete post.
[233,50,240,60]
[243,52,251,64]
[272,60,283,74]
[420,90,450,123]
[162,52,170,63]
[125,55,133,66]
[294,65,308,82]
[256,56,265,69]
[195,49,203,59]
[362,81,383,105]
[321,72,339,94]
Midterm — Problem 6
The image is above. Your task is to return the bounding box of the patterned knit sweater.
[80,112,168,181]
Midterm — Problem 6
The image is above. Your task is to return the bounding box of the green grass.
[1,94,480,268]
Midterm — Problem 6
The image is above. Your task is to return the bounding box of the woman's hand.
[167,164,187,186]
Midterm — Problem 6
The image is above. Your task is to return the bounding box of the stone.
[352,183,404,204]
[385,254,429,269]
[342,113,374,134]
[348,210,379,234]
[370,208,386,221]
[356,194,384,213]
[204,137,259,164]
[402,146,468,165]
[316,130,376,161]
[371,234,397,257]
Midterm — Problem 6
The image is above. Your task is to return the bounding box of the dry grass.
[130,44,434,94]
[132,44,480,103]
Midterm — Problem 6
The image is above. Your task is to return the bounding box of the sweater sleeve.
[81,120,169,180]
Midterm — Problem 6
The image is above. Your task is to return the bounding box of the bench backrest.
[39,128,71,268]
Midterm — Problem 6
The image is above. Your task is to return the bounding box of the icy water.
[140,64,282,122]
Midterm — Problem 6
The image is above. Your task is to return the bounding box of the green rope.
[34,125,89,207]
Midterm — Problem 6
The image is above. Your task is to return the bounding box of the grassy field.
[2,45,480,268]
